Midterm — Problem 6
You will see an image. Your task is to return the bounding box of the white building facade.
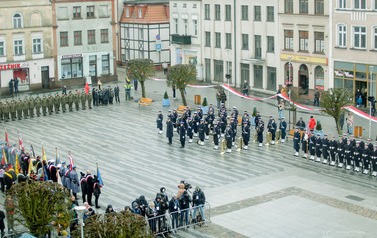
[170,0,203,79]
[53,0,116,87]
[201,0,280,92]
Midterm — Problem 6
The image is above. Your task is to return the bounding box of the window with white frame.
[314,32,324,52]
[193,20,198,36]
[354,0,366,9]
[138,9,142,18]
[13,13,22,29]
[299,31,309,51]
[353,26,366,48]
[374,27,377,49]
[0,41,5,56]
[32,38,42,53]
[338,0,346,8]
[14,40,23,55]
[284,30,293,50]
[174,19,178,34]
[337,24,347,47]
[184,19,188,35]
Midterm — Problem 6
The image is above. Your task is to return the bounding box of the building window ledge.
[313,51,325,55]
[72,17,82,20]
[297,50,309,53]
[58,18,69,21]
[14,55,26,61]
[283,49,294,52]
[335,46,347,49]
[350,47,367,51]
[0,56,6,63]
[32,53,44,60]
[86,17,96,19]
[370,49,377,52]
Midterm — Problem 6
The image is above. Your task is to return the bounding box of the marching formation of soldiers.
[158,103,288,153]
[293,129,377,176]
[0,90,94,122]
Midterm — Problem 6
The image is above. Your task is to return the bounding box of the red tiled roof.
[120,4,169,24]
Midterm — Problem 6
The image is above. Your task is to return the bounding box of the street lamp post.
[288,56,292,130]
[369,66,374,139]
[74,206,87,238]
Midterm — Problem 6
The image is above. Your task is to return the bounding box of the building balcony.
[171,34,191,45]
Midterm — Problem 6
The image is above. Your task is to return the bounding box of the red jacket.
[85,83,90,94]
[308,118,316,130]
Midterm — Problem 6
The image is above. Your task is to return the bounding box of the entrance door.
[41,66,49,89]
[89,55,97,84]
[355,81,367,106]
[299,64,309,95]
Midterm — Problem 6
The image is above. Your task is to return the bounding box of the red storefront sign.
[62,54,82,59]
[0,62,28,70]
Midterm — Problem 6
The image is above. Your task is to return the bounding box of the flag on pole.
[15,153,20,175]
[41,163,48,181]
[2,147,8,166]
[57,169,63,186]
[18,133,24,151]
[306,121,309,135]
[96,163,104,187]
[69,154,74,171]
[42,145,47,163]
[30,144,36,159]
[27,157,34,175]
[55,148,60,166]
[5,129,9,148]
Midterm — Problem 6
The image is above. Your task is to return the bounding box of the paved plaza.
[1,75,377,238]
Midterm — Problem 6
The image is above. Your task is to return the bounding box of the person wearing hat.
[208,103,215,114]
[322,134,330,164]
[367,138,374,151]
[35,95,41,117]
[301,130,309,158]
[74,90,80,110]
[169,194,179,231]
[293,127,301,157]
[315,134,323,162]
[198,106,203,119]
[86,170,94,206]
[2,101,10,122]
[171,109,178,132]
[344,139,353,170]
[61,92,67,113]
[198,119,205,146]
[361,144,371,174]
[308,133,316,160]
[204,114,210,140]
[64,164,71,192]
[21,97,28,119]
[48,93,54,114]
[192,112,199,136]
[296,117,306,131]
[41,94,48,116]
[192,186,206,223]
[16,98,22,120]
[337,137,345,167]
[232,106,239,119]
[242,121,250,150]
[9,100,16,121]
[87,89,93,109]
[208,110,215,131]
[156,111,163,134]
[59,162,67,187]
[353,141,362,171]
[257,117,264,147]
[269,118,277,145]
[80,172,87,203]
[254,111,261,129]
[106,204,116,214]
[28,96,35,118]
[54,93,61,114]
[213,122,221,150]
[225,125,233,153]
[48,161,58,183]
[93,175,101,208]
[229,117,237,146]
[220,113,227,135]
[70,165,80,199]
[371,143,377,176]
[279,117,287,143]
[187,117,193,143]
[166,116,174,145]
[81,90,87,109]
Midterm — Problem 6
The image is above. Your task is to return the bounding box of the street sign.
[156,34,161,51]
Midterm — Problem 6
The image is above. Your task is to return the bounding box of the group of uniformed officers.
[0,90,93,122]
[293,128,377,176]
[157,103,288,153]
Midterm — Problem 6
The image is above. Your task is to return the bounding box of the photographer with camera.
[192,186,206,223]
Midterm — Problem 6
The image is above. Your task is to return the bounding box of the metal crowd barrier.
[145,202,211,236]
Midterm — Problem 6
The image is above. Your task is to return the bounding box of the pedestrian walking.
[242,80,249,97]
[278,100,284,119]
[162,61,168,75]
[133,78,138,91]
[346,112,353,134]
[314,89,320,106]
[93,175,101,208]
[124,82,131,101]
[114,85,120,103]
[308,116,316,132]
[14,78,19,94]
[166,116,173,144]
[157,111,163,134]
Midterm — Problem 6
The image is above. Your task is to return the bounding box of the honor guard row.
[293,129,377,176]
[158,104,288,153]
[0,90,93,122]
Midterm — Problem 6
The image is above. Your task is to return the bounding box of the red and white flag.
[5,130,9,148]
[18,133,24,150]
[69,154,75,171]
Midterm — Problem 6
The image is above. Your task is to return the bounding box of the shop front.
[334,62,376,105]
[0,62,30,93]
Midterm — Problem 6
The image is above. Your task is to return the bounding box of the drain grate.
[345,195,365,202]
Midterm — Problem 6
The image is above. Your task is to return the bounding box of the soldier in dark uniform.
[230,116,237,145]
[242,122,250,150]
[344,140,353,170]
[349,135,356,147]
[204,114,210,140]
[74,91,80,110]
[293,127,300,157]
[367,139,374,151]
[279,117,287,143]
[93,89,99,106]
[187,117,193,143]
[353,141,362,172]
[41,95,47,116]
[359,137,365,149]
[54,93,61,114]
[198,106,203,119]
[371,143,377,176]
[179,121,186,148]
[166,117,173,145]
[192,112,199,136]
[81,91,86,109]
[156,110,163,134]
[329,136,337,166]
[208,110,215,131]
[361,144,371,174]
[35,95,41,117]
[308,134,316,160]
[257,117,264,147]
[16,98,23,120]
[225,125,233,153]
[342,133,347,144]
[269,118,277,145]
[254,111,261,129]
[80,172,87,203]
[322,134,329,164]
[61,93,67,113]
[337,137,345,168]
[220,113,227,135]
[198,119,205,146]
[301,131,309,158]
[28,97,35,118]
[87,90,92,109]
[213,122,221,150]
[315,134,322,162]
[86,171,94,206]
[68,91,74,111]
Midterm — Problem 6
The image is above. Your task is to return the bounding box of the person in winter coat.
[192,186,206,222]
[85,83,90,94]
[93,175,101,208]
[70,166,80,200]
[86,171,94,206]
[59,162,66,188]
[308,116,316,132]
[146,202,157,233]
[346,112,353,134]
[179,190,192,227]
[0,209,5,237]
[80,172,87,203]
[166,116,174,144]
[64,165,71,192]
[105,204,116,214]
[169,194,179,230]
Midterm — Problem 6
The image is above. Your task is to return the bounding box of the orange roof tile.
[120,4,169,24]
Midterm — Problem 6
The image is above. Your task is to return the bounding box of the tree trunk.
[334,117,342,135]
[180,88,187,106]
[140,81,146,98]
